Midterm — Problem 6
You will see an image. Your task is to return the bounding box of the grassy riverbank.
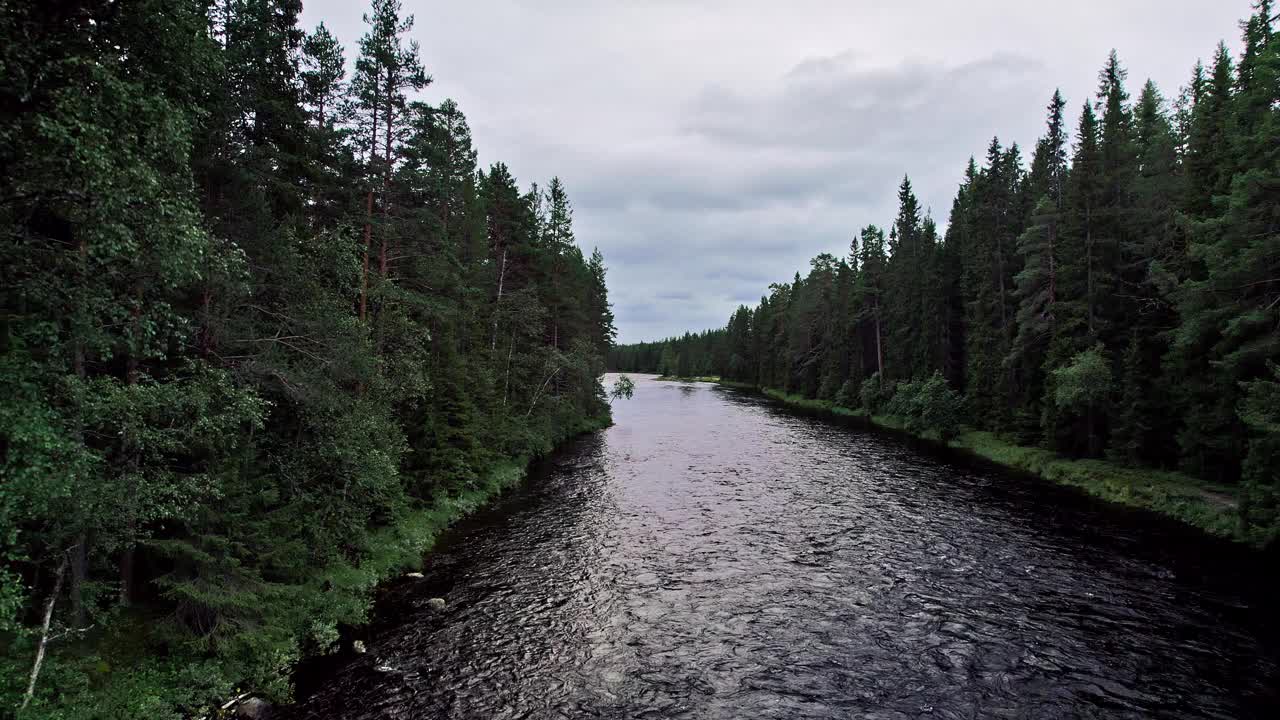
[2,415,609,720]
[655,375,721,383]
[736,385,1252,546]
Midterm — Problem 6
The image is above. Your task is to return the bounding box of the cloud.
[300,0,1255,343]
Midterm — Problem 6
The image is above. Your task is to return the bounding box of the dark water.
[285,375,1279,719]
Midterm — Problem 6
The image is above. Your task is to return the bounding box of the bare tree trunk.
[526,366,562,418]
[1086,206,1094,336]
[491,247,508,352]
[874,305,884,385]
[503,329,515,407]
[996,234,1007,331]
[380,76,395,281]
[21,553,69,712]
[359,83,380,324]
[361,190,374,324]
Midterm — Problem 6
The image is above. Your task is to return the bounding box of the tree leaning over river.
[1,0,615,715]
[610,1,1280,544]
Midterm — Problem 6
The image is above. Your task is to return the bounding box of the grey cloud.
[300,0,1251,343]
[684,52,1048,154]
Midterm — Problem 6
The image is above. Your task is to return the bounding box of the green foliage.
[760,389,1245,545]
[1,0,616,714]
[1049,344,1113,413]
[610,375,636,402]
[833,379,859,408]
[1238,362,1280,544]
[884,372,967,442]
[860,374,891,415]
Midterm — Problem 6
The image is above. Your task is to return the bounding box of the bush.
[817,372,841,401]
[860,373,891,414]
[834,379,859,409]
[1050,343,1112,413]
[883,372,965,442]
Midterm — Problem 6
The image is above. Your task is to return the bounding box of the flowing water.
[285,375,1279,719]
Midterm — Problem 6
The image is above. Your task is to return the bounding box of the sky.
[300,0,1254,343]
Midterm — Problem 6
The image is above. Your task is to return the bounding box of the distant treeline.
[611,3,1280,541]
[607,330,727,378]
[2,0,614,716]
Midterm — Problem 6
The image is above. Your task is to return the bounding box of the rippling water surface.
[286,375,1279,719]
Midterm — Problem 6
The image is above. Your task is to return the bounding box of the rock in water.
[352,640,367,654]
[236,697,272,719]
[405,572,425,578]
[426,597,446,611]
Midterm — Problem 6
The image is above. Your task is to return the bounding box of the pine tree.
[1009,91,1070,440]
[1184,43,1235,219]
[1114,79,1185,463]
[1173,1,1279,480]
[885,176,933,382]
[301,22,347,130]
[352,0,430,320]
[964,139,1023,428]
[855,225,889,385]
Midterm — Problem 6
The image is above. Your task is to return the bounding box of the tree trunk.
[1086,206,1094,337]
[380,75,395,281]
[359,81,380,324]
[360,190,374,324]
[21,553,69,711]
[996,232,1007,331]
[874,304,884,384]
[491,247,508,352]
[526,366,562,418]
[198,286,212,357]
[503,329,515,407]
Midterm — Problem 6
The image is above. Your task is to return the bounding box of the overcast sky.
[301,0,1252,343]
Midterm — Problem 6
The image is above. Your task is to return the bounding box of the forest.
[1,0,615,716]
[610,2,1280,544]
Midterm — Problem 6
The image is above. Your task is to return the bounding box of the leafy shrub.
[834,379,859,409]
[860,373,891,414]
[1239,362,1280,546]
[884,372,966,442]
[817,372,841,401]
[1049,343,1112,413]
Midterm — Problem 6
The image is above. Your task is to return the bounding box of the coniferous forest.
[1,1,615,715]
[611,3,1280,544]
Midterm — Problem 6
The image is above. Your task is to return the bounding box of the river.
[284,374,1279,719]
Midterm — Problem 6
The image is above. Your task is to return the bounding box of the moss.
[729,381,1250,547]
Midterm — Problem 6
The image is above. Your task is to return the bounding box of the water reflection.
[286,375,1280,719]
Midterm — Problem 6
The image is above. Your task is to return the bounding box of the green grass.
[655,375,721,383]
[948,430,1241,540]
[760,387,867,418]
[732,382,1249,546]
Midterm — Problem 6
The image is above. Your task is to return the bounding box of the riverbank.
[3,415,611,720]
[726,383,1254,548]
[655,375,720,383]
